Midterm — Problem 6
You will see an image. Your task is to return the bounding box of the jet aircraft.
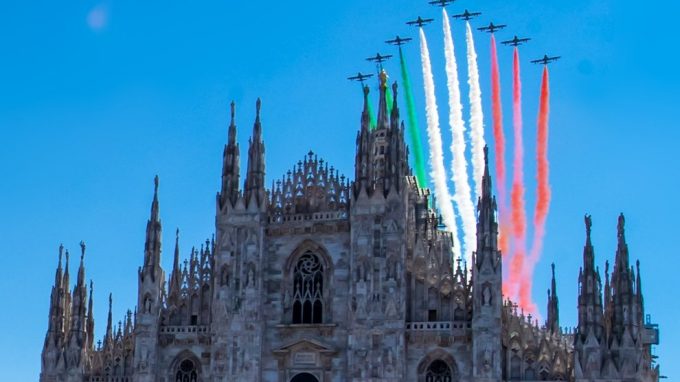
[530,55,560,65]
[477,22,506,33]
[385,36,412,46]
[428,0,455,7]
[366,53,393,64]
[501,35,531,46]
[347,72,373,84]
[406,16,434,28]
[452,9,481,21]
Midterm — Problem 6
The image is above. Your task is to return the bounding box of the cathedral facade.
[41,73,660,382]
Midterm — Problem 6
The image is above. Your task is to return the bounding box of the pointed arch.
[285,239,333,324]
[169,350,202,382]
[417,349,459,382]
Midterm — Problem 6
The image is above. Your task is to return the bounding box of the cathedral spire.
[220,101,241,209]
[244,99,266,208]
[168,228,181,299]
[105,293,113,348]
[376,70,389,130]
[475,146,499,261]
[86,280,94,350]
[577,214,604,343]
[611,213,635,340]
[142,176,162,281]
[546,263,560,334]
[354,86,371,197]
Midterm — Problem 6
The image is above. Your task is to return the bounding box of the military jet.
[386,35,412,46]
[347,72,374,84]
[501,35,531,46]
[429,0,455,7]
[366,53,393,64]
[406,16,434,28]
[477,22,506,34]
[452,9,481,21]
[530,55,561,65]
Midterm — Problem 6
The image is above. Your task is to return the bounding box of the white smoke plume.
[442,10,476,264]
[418,27,462,260]
[465,21,486,202]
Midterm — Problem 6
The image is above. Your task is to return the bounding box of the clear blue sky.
[0,0,677,379]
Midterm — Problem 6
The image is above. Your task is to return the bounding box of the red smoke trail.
[508,47,530,310]
[490,35,512,297]
[520,66,551,314]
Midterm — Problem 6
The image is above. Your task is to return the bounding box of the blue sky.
[0,0,677,379]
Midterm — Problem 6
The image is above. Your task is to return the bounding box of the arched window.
[292,251,324,324]
[510,355,522,380]
[290,372,319,382]
[175,359,198,382]
[426,360,452,382]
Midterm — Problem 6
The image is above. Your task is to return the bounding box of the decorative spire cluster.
[354,70,411,197]
[269,151,350,221]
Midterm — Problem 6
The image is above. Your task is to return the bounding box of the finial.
[617,213,625,239]
[80,240,86,260]
[483,145,489,166]
[256,98,261,119]
[230,101,236,125]
[363,85,370,97]
[584,214,592,239]
[108,293,112,309]
[176,228,180,241]
[551,262,555,278]
[379,70,388,88]
[65,249,70,268]
[58,244,64,265]
[154,175,159,194]
[90,280,93,293]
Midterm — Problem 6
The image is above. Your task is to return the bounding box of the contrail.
[442,9,476,264]
[490,35,511,266]
[509,47,530,309]
[367,95,377,130]
[386,81,394,116]
[521,66,552,314]
[465,21,486,203]
[418,27,462,260]
[398,47,428,187]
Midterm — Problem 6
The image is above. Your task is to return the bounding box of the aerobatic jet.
[366,53,393,64]
[386,35,412,46]
[531,55,561,65]
[428,0,455,7]
[406,16,434,28]
[477,22,506,33]
[347,72,373,84]
[452,9,481,21]
[501,35,531,46]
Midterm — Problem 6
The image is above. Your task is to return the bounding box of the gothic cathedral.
[41,72,661,382]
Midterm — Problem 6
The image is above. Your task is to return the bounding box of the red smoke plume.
[491,35,513,298]
[520,66,552,314]
[508,48,530,310]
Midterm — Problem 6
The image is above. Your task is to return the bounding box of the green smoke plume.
[398,47,427,187]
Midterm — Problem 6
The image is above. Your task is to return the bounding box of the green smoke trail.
[367,95,377,130]
[398,47,427,187]
[386,83,394,116]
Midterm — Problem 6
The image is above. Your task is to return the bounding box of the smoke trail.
[509,47,530,310]
[442,9,476,264]
[367,95,377,130]
[386,82,394,116]
[490,35,511,266]
[465,21,486,203]
[399,47,428,187]
[418,27,462,260]
[520,66,552,313]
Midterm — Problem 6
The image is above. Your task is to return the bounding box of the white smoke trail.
[442,10,476,264]
[465,21,486,202]
[418,27,462,260]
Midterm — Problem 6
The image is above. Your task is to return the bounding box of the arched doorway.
[290,372,319,382]
[426,359,453,382]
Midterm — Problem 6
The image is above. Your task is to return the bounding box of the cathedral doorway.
[290,372,319,382]
[175,359,198,382]
[425,359,453,382]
